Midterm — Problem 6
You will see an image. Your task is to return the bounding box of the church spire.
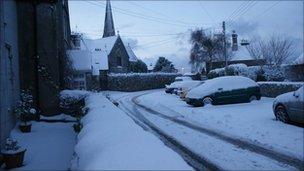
[103,0,115,38]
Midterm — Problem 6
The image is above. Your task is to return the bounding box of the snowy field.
[137,90,304,160]
[6,121,76,170]
[71,93,192,170]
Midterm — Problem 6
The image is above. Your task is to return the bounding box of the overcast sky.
[69,0,303,71]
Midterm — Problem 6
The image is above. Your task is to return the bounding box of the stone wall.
[258,82,303,98]
[105,73,180,92]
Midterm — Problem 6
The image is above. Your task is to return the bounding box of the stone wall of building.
[0,0,20,148]
[108,37,130,73]
[105,73,180,92]
[17,0,71,115]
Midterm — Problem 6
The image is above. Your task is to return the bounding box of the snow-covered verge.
[3,122,76,170]
[137,91,304,160]
[71,93,192,170]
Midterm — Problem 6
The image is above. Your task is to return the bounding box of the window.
[117,56,122,66]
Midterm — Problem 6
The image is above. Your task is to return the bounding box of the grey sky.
[69,1,303,71]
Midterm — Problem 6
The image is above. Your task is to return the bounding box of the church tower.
[103,0,115,38]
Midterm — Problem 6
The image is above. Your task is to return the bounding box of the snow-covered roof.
[67,50,92,71]
[91,50,109,75]
[124,45,138,62]
[294,53,303,64]
[83,36,118,52]
[231,45,252,61]
[83,36,138,62]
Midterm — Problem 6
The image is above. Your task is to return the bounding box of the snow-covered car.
[177,81,204,99]
[174,80,204,95]
[165,81,187,94]
[174,76,192,82]
[185,76,261,107]
[166,80,203,94]
[273,86,304,124]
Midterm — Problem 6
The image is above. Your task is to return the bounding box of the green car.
[186,76,261,107]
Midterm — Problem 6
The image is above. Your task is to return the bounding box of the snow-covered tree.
[153,57,176,73]
[130,60,148,73]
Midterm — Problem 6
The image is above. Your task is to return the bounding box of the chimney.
[231,30,238,51]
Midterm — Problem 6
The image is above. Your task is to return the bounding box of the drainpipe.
[33,2,40,110]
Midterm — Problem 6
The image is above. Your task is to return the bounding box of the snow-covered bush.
[262,66,286,81]
[207,64,258,81]
[1,138,25,153]
[207,68,225,79]
[59,90,90,115]
[14,90,37,125]
[225,64,257,81]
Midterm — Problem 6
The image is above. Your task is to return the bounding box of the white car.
[175,81,204,96]
[174,76,192,82]
[273,86,304,124]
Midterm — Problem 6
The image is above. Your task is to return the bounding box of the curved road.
[107,90,304,171]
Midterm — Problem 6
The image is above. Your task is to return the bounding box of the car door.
[288,87,304,123]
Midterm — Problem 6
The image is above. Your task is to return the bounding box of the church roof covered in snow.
[83,35,138,62]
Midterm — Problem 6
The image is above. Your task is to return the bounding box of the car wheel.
[249,95,257,102]
[203,97,213,106]
[275,105,290,123]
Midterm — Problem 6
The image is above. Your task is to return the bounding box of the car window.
[296,86,304,101]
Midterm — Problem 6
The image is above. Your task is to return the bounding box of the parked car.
[185,76,261,107]
[173,80,204,95]
[165,81,188,94]
[177,81,204,100]
[273,86,304,124]
[174,76,192,82]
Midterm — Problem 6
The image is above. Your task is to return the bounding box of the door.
[288,87,304,123]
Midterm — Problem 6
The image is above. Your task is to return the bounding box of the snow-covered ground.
[137,90,304,160]
[71,93,192,170]
[5,121,76,170]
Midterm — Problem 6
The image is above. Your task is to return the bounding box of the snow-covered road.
[107,89,304,170]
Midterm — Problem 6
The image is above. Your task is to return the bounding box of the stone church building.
[69,0,137,75]
[68,0,137,89]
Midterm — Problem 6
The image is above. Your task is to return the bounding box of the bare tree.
[246,36,263,60]
[264,35,294,66]
[246,35,294,66]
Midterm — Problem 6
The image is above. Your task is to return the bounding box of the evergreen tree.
[130,60,148,73]
[153,57,176,73]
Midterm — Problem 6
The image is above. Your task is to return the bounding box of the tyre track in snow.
[131,92,304,171]
[116,98,222,171]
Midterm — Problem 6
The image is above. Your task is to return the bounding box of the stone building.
[68,0,137,90]
[0,0,72,148]
[17,0,72,115]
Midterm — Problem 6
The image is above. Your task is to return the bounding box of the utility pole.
[222,21,228,71]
